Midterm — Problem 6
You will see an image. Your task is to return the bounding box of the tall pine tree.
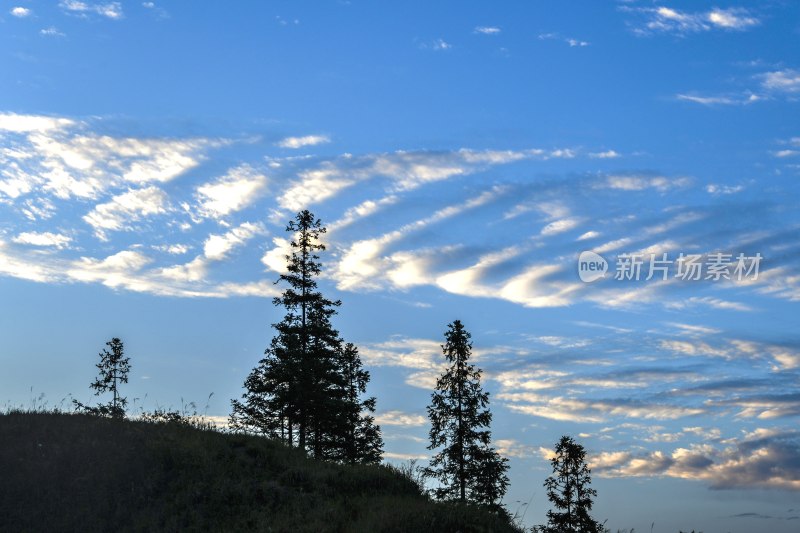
[230,210,382,463]
[423,320,509,511]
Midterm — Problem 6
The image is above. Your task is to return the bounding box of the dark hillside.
[0,412,520,533]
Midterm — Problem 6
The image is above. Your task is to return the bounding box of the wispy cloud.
[0,113,223,203]
[12,231,72,249]
[676,93,760,106]
[141,1,168,19]
[59,0,124,20]
[374,410,427,427]
[40,27,66,37]
[474,26,501,35]
[333,187,508,290]
[202,222,266,261]
[626,6,760,36]
[597,174,691,192]
[275,147,570,212]
[760,69,800,94]
[589,150,620,159]
[83,186,169,240]
[706,184,744,195]
[194,164,268,220]
[538,32,589,47]
[419,38,452,51]
[276,135,331,149]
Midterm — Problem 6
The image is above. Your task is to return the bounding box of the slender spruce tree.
[230,210,381,462]
[74,337,131,419]
[337,342,384,464]
[536,436,603,533]
[423,320,509,511]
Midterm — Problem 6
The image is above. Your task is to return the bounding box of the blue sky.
[2,1,799,531]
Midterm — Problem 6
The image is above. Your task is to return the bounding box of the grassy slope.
[0,412,521,533]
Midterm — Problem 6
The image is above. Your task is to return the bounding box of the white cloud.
[261,237,292,274]
[275,148,560,212]
[328,195,399,231]
[474,26,501,35]
[203,222,266,261]
[538,32,590,47]
[60,1,124,19]
[599,175,690,192]
[665,296,752,312]
[594,429,800,491]
[374,410,427,427]
[277,134,331,149]
[667,322,721,336]
[20,198,56,221]
[0,114,222,203]
[706,183,744,194]
[12,231,72,249]
[541,218,580,236]
[629,6,759,35]
[0,240,55,282]
[500,264,583,308]
[360,337,442,372]
[334,187,506,290]
[500,391,704,423]
[10,7,31,17]
[431,38,452,51]
[195,164,268,219]
[760,69,800,94]
[677,94,734,105]
[707,8,759,30]
[383,451,429,461]
[40,27,66,37]
[83,186,169,239]
[567,38,590,47]
[0,113,73,133]
[495,439,539,458]
[676,93,759,106]
[68,250,153,289]
[577,230,600,241]
[589,150,620,159]
[0,235,279,299]
[153,244,189,255]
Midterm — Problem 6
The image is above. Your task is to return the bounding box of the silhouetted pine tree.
[230,210,381,463]
[423,320,509,511]
[73,337,130,419]
[336,342,383,464]
[535,435,603,533]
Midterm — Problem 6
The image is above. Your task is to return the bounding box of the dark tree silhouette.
[230,210,382,463]
[337,342,383,464]
[423,320,509,511]
[535,435,603,533]
[74,337,131,419]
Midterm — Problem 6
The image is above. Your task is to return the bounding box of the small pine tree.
[74,338,131,419]
[536,436,603,533]
[423,319,510,510]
